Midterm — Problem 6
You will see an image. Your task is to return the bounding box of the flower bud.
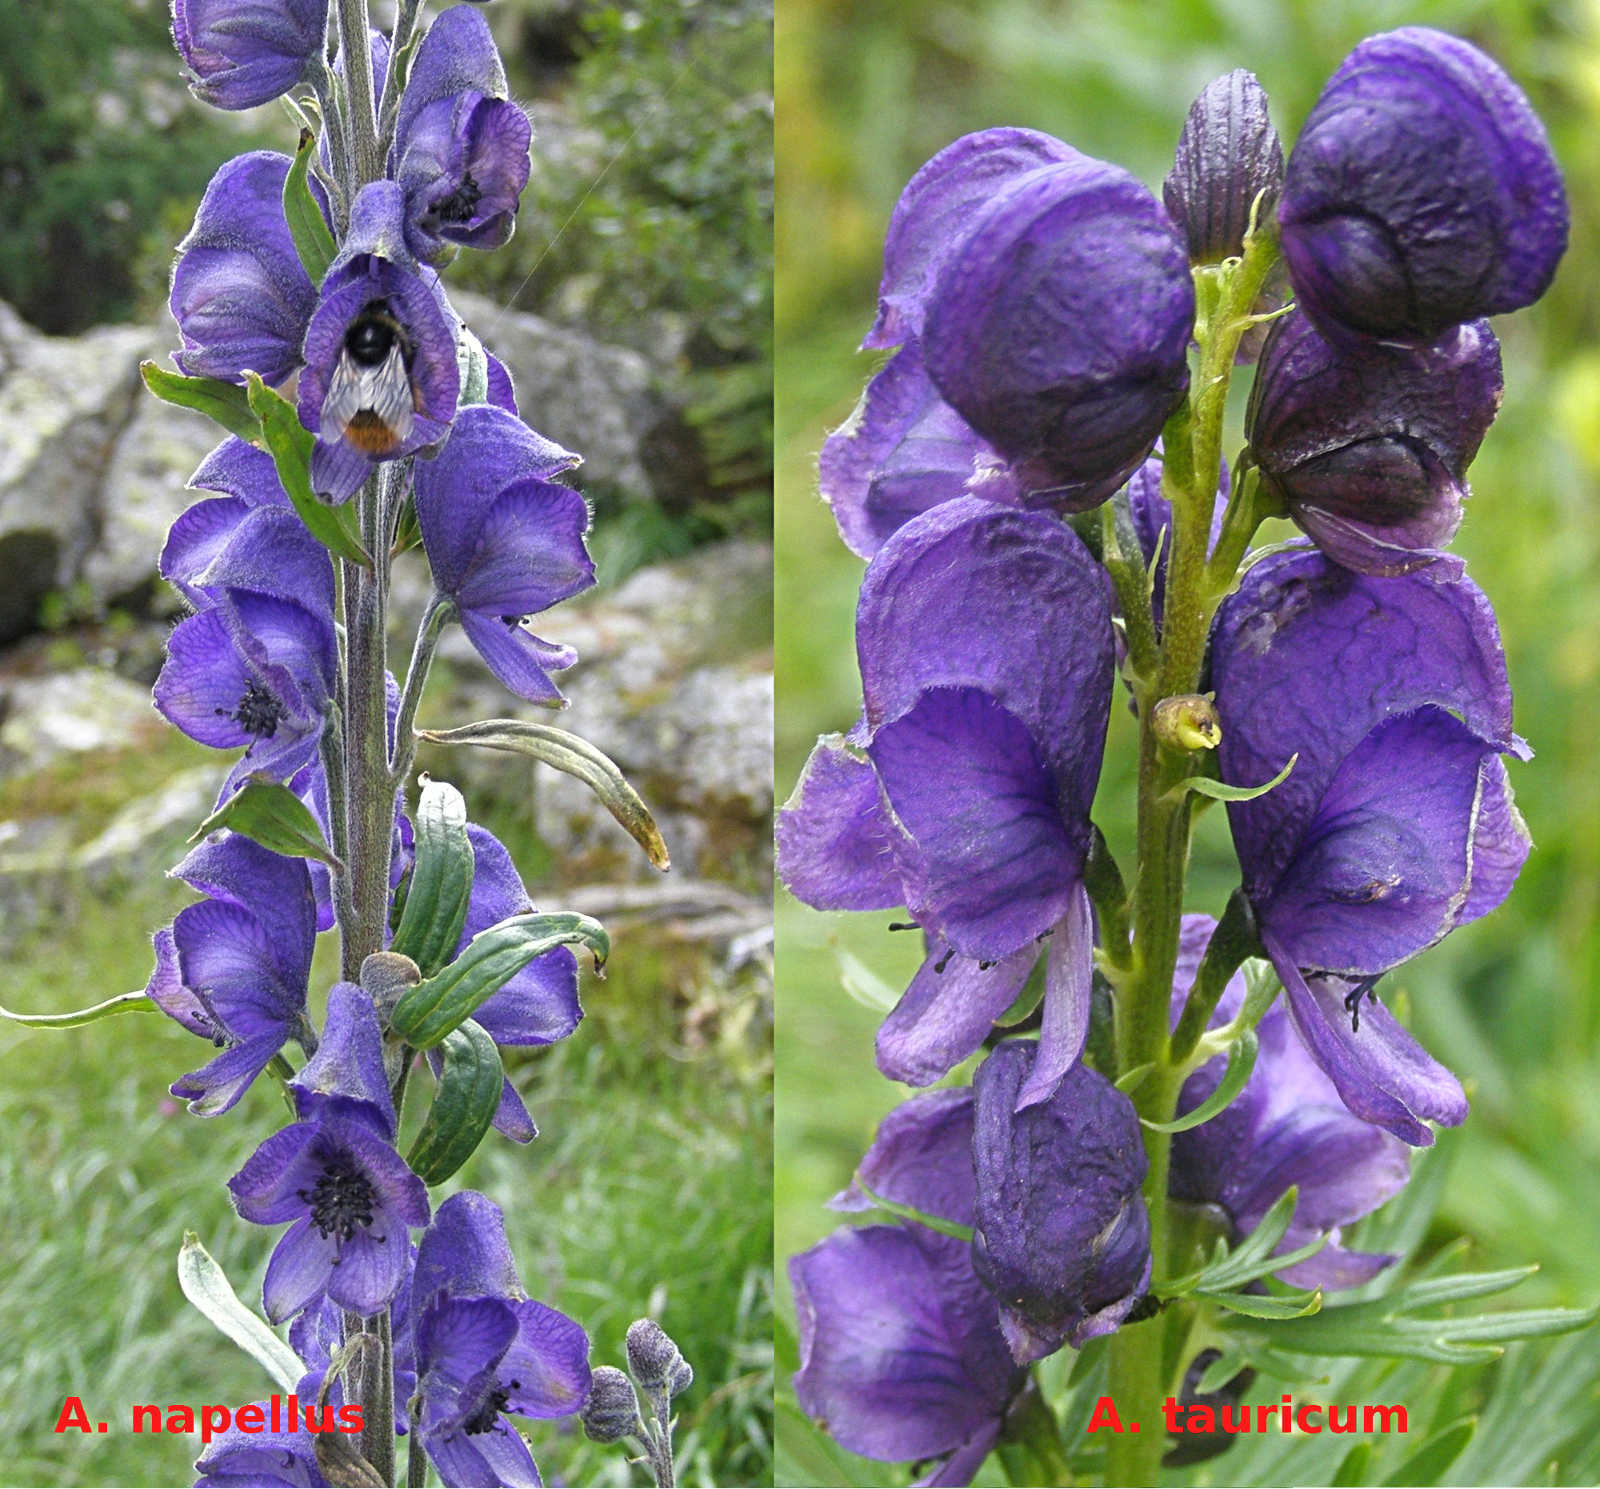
[1164,70,1283,263]
[922,154,1194,511]
[172,0,325,111]
[581,1366,641,1444]
[1247,309,1502,574]
[625,1318,688,1394]
[1152,695,1221,753]
[1279,27,1567,342]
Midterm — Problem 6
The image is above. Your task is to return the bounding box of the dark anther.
[887,920,920,932]
[1035,927,1055,942]
[434,172,482,225]
[499,614,525,628]
[977,960,996,971]
[1124,1293,1164,1323]
[1343,980,1379,1033]
[933,947,955,974]
[305,1153,377,1242]
[218,682,286,738]
[462,1383,511,1436]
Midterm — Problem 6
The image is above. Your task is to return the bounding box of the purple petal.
[1460,755,1532,925]
[327,1221,422,1318]
[866,128,1083,350]
[415,1191,525,1307]
[192,505,336,616]
[919,1422,1002,1488]
[171,1034,287,1118]
[819,342,993,558]
[830,1085,977,1230]
[173,831,317,978]
[173,0,324,111]
[1014,885,1093,1110]
[229,1123,326,1224]
[455,483,595,618]
[501,1300,591,1418]
[393,5,510,152]
[144,926,213,1039]
[425,1421,541,1489]
[490,1077,539,1142]
[262,1216,339,1324]
[154,607,256,750]
[161,496,249,607]
[291,982,396,1137]
[776,737,901,912]
[789,1226,1020,1463]
[875,942,1035,1089]
[459,609,574,706]
[190,436,293,509]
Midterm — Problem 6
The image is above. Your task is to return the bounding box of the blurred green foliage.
[776,0,1600,1482]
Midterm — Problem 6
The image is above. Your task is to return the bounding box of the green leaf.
[0,990,157,1029]
[140,360,260,442]
[190,776,341,868]
[456,324,490,405]
[1194,1285,1322,1319]
[415,720,669,870]
[1161,1188,1330,1297]
[176,1233,302,1393]
[405,1019,503,1184]
[1380,1416,1475,1486]
[1115,1061,1155,1094]
[283,128,337,284]
[244,373,371,566]
[834,945,899,1015]
[1331,1442,1374,1486]
[1193,1347,1251,1395]
[852,1178,974,1243]
[389,776,473,977]
[1170,752,1296,803]
[390,911,610,1049]
[1143,1027,1257,1132]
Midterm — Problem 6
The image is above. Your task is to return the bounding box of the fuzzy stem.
[1104,225,1280,1488]
[390,593,454,790]
[336,0,380,186]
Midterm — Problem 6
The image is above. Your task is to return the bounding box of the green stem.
[1105,224,1280,1488]
[336,0,380,186]
[389,593,454,790]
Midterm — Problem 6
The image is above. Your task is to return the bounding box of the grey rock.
[0,667,161,781]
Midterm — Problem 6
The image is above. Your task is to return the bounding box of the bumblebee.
[322,300,416,455]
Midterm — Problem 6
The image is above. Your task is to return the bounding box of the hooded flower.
[192,1415,327,1487]
[970,1044,1151,1362]
[389,4,533,265]
[1124,447,1227,631]
[778,497,1113,1105]
[297,181,462,503]
[866,129,1193,508]
[162,438,336,615]
[1168,916,1410,1287]
[413,403,594,706]
[144,832,316,1116]
[229,985,430,1322]
[1163,69,1284,264]
[1211,547,1530,1144]
[170,151,325,387]
[172,0,324,111]
[1278,27,1567,342]
[1247,310,1503,575]
[412,1192,591,1488]
[155,586,338,790]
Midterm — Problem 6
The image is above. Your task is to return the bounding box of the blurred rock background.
[0,2,771,1485]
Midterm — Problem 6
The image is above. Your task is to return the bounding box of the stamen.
[305,1153,378,1242]
[887,921,919,932]
[434,172,482,226]
[217,682,286,738]
[462,1383,511,1436]
[933,947,954,974]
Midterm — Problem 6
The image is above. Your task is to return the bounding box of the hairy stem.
[390,593,454,790]
[1105,226,1281,1488]
[336,0,381,186]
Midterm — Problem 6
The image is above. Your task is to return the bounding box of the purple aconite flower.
[145,833,316,1116]
[171,151,325,387]
[292,1261,418,1435]
[778,498,1113,1104]
[1168,917,1409,1288]
[1164,69,1284,264]
[790,1224,1023,1487]
[172,0,324,111]
[193,1414,327,1487]
[390,4,533,265]
[297,181,462,503]
[412,1192,591,1489]
[1279,27,1567,342]
[229,986,429,1322]
[865,128,1194,509]
[155,587,337,790]
[1212,548,1530,1145]
[1248,310,1503,576]
[817,342,996,560]
[971,1044,1151,1362]
[1125,447,1226,630]
[414,404,594,706]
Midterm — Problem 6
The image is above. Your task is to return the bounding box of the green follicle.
[1153,693,1222,753]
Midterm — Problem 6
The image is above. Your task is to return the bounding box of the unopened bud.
[360,951,421,1014]
[667,1356,694,1398]
[581,1366,641,1444]
[626,1318,687,1394]
[1164,69,1283,264]
[1152,694,1221,753]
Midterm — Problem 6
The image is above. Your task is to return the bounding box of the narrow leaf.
[1144,1028,1257,1132]
[1171,752,1297,803]
[1380,1417,1475,1487]
[1193,1348,1251,1396]
[853,1179,974,1243]
[1331,1443,1374,1487]
[140,361,259,442]
[283,128,337,284]
[406,1020,503,1184]
[1195,1286,1322,1320]
[415,720,669,871]
[390,911,610,1049]
[390,776,473,977]
[1115,1061,1155,1094]
[177,1233,303,1393]
[190,776,341,868]
[245,373,371,565]
[834,946,899,1015]
[0,991,157,1029]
